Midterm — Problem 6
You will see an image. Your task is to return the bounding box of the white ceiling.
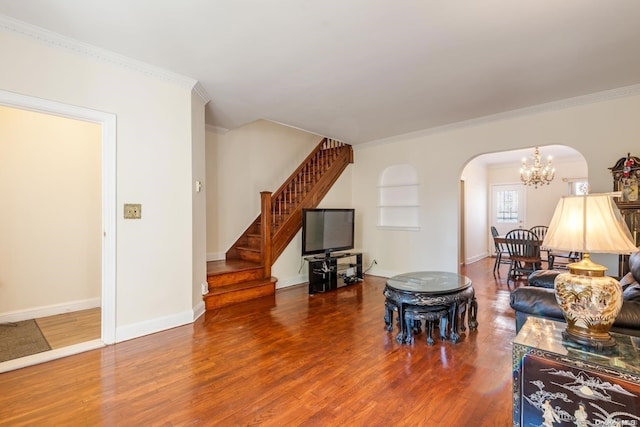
[1,1,640,144]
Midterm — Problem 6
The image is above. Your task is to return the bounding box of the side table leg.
[384,301,394,331]
[396,304,408,344]
[412,320,421,335]
[426,320,435,346]
[468,296,479,330]
[439,316,448,341]
[449,303,460,343]
[403,312,415,344]
[459,301,468,333]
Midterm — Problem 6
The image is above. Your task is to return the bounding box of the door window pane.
[496,190,519,223]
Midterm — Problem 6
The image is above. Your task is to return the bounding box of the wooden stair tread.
[207,278,277,295]
[207,259,263,276]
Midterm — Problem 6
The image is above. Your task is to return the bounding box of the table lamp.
[542,193,638,350]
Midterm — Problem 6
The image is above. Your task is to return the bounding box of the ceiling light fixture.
[520,147,555,188]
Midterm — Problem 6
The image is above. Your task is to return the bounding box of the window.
[496,189,519,223]
[378,164,419,230]
[569,180,589,195]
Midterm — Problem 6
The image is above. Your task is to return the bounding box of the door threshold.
[0,339,105,373]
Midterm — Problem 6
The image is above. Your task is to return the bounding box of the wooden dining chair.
[529,225,549,267]
[490,226,510,274]
[504,229,542,284]
[548,250,582,269]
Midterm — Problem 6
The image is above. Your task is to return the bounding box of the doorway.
[0,90,115,372]
[490,183,526,236]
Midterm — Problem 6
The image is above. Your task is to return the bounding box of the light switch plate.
[124,203,142,219]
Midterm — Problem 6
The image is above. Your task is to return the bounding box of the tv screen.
[302,208,355,256]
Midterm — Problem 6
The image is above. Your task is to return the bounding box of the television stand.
[305,252,363,294]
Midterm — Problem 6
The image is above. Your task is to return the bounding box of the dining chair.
[548,250,582,269]
[504,229,542,284]
[490,226,510,274]
[529,225,549,267]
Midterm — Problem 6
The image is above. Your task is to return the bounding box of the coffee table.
[383,271,478,344]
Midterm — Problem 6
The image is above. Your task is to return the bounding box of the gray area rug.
[0,319,51,362]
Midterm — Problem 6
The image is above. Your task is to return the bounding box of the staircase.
[204,138,354,310]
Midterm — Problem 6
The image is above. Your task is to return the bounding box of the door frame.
[490,182,526,240]
[0,90,116,345]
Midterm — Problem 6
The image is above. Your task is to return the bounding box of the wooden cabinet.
[512,318,640,427]
[610,154,640,276]
[615,201,640,276]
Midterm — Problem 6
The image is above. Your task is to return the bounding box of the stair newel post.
[261,191,273,278]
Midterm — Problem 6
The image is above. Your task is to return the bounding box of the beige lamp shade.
[542,194,638,254]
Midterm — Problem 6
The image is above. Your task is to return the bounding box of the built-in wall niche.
[377,164,420,230]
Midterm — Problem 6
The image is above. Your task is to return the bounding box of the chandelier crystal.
[520,147,555,188]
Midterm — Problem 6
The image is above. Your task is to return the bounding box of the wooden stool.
[403,306,450,345]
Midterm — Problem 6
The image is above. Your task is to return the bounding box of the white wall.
[0,22,204,340]
[353,91,640,278]
[461,161,488,264]
[191,90,207,312]
[205,129,220,259]
[0,106,101,314]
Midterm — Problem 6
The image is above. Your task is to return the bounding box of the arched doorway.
[460,145,587,268]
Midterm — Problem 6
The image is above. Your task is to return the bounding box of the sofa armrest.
[509,287,564,320]
[613,300,640,330]
[526,270,561,289]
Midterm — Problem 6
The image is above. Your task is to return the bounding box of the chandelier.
[520,147,555,188]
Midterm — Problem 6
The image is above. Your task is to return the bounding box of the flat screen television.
[302,208,355,257]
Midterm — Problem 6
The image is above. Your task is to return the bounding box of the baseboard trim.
[207,252,225,262]
[0,298,101,323]
[115,309,195,343]
[275,275,306,289]
[466,252,490,265]
[192,301,205,321]
[365,268,395,279]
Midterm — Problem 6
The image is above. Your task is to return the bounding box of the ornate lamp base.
[553,255,623,352]
[561,330,617,352]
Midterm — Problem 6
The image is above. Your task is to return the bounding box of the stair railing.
[269,138,349,229]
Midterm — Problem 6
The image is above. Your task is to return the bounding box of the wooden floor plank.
[35,308,101,349]
[0,258,522,425]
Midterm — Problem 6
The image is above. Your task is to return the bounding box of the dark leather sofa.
[509,250,640,337]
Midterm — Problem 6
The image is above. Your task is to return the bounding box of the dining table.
[494,234,545,278]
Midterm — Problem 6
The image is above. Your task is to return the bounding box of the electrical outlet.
[124,203,142,219]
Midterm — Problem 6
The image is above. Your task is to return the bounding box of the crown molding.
[357,83,640,150]
[0,14,199,90]
[192,82,211,104]
[205,124,229,135]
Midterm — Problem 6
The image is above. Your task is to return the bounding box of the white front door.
[490,183,526,237]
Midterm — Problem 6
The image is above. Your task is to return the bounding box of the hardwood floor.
[35,308,101,349]
[0,258,524,426]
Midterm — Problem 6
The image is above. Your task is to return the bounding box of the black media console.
[305,252,363,294]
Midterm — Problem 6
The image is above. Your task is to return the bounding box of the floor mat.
[0,319,52,362]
